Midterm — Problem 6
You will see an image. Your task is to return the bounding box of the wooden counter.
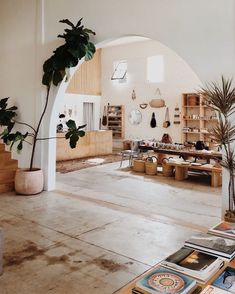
[56,130,112,161]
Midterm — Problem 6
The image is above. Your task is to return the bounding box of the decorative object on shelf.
[163,107,170,128]
[131,89,136,100]
[107,105,124,139]
[173,104,181,124]
[161,133,173,144]
[68,108,72,117]
[128,109,142,125]
[102,105,107,126]
[199,76,235,221]
[139,103,148,109]
[150,112,157,128]
[149,88,166,108]
[187,94,200,106]
[0,18,96,195]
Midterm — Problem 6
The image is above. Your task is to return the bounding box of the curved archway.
[42,35,202,190]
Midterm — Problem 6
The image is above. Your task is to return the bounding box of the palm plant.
[199,76,235,219]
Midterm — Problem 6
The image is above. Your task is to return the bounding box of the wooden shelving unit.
[107,105,125,139]
[181,93,218,145]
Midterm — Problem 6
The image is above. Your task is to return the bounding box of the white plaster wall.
[57,94,101,130]
[0,0,39,167]
[101,40,201,142]
[44,0,235,81]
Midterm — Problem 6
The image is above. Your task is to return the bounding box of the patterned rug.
[56,153,122,173]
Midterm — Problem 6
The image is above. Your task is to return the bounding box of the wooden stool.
[175,165,188,181]
[211,169,222,187]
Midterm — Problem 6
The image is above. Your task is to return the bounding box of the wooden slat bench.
[164,161,222,187]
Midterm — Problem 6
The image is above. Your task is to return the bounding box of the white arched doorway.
[42,35,201,191]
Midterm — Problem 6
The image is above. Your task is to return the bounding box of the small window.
[111,61,127,83]
[147,55,164,83]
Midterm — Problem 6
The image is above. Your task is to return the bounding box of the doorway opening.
[45,35,207,191]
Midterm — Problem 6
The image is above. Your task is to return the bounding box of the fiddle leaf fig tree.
[0,18,96,170]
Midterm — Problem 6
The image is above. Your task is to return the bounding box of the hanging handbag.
[150,112,157,128]
[149,88,166,108]
[163,107,170,128]
[102,105,107,126]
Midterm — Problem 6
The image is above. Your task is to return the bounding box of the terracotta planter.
[15,168,44,195]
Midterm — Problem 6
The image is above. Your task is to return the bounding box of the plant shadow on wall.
[199,76,235,221]
[0,18,96,195]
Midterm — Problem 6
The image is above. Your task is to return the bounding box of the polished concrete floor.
[0,162,221,293]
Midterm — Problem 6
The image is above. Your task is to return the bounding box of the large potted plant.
[199,76,235,221]
[0,18,96,195]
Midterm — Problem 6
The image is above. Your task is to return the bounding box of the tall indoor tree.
[0,18,96,194]
[199,76,235,220]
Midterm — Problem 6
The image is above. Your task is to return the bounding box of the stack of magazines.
[133,265,197,294]
[131,221,235,293]
[184,232,235,261]
[161,247,224,283]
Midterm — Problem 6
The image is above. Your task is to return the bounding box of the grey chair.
[120,140,140,167]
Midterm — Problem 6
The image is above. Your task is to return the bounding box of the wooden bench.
[164,162,222,187]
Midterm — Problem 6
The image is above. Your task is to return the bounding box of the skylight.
[147,55,164,83]
[111,61,127,81]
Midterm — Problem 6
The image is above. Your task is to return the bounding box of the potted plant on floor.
[0,18,96,195]
[199,76,235,221]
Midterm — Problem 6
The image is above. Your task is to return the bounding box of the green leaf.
[0,98,9,110]
[78,124,87,130]
[42,72,53,86]
[43,58,54,73]
[83,28,96,36]
[75,18,83,28]
[84,42,96,61]
[65,131,72,139]
[17,141,23,152]
[69,133,79,148]
[53,70,64,86]
[59,19,75,28]
[66,119,76,129]
[78,130,85,137]
[8,106,17,111]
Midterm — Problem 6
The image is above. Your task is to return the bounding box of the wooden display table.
[116,259,235,293]
[165,162,222,187]
[153,149,222,162]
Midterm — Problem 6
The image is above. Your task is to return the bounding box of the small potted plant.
[199,76,235,221]
[0,18,96,195]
